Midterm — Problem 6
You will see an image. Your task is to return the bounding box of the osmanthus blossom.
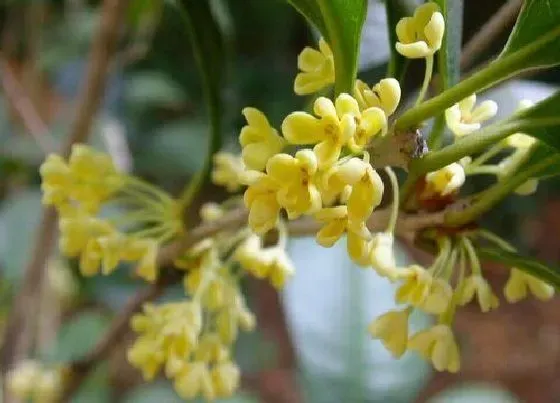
[294,38,335,95]
[239,107,286,171]
[282,94,386,167]
[395,2,445,59]
[445,94,498,137]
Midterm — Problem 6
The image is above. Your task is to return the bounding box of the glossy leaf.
[501,0,560,69]
[287,0,368,94]
[384,0,413,81]
[433,0,463,90]
[173,0,225,180]
[478,247,560,290]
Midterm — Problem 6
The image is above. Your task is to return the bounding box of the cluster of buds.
[40,145,183,282]
[128,201,297,400]
[6,360,67,403]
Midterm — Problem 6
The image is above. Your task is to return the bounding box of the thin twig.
[1,0,128,400]
[460,0,523,71]
[0,57,55,153]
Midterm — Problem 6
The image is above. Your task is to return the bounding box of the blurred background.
[0,0,559,401]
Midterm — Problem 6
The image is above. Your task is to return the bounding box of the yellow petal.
[424,12,445,51]
[313,97,338,120]
[396,41,431,58]
[281,112,323,144]
[297,47,325,72]
[334,93,360,119]
[316,220,346,247]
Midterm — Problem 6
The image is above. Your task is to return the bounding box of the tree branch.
[0,57,55,153]
[1,0,129,400]
[60,203,447,398]
[460,0,523,72]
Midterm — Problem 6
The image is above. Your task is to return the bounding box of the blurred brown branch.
[460,0,523,71]
[1,0,129,401]
[0,57,55,153]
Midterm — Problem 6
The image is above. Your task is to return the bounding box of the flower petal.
[282,112,323,144]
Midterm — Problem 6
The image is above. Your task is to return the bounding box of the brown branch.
[460,0,523,72]
[0,57,54,153]
[59,204,447,398]
[1,0,129,400]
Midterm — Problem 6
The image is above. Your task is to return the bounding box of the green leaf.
[396,0,560,130]
[433,0,462,90]
[122,382,184,403]
[501,0,560,69]
[384,0,413,81]
[478,247,560,290]
[286,0,327,34]
[172,0,225,181]
[286,0,368,94]
[125,72,186,109]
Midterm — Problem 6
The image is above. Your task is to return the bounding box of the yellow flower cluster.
[369,234,554,372]
[6,360,66,403]
[40,144,183,282]
[211,38,406,271]
[129,202,295,400]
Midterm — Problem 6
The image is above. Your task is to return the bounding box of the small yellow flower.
[212,361,241,398]
[497,150,539,196]
[503,133,536,150]
[68,144,122,210]
[39,155,72,207]
[346,164,384,222]
[243,173,282,234]
[34,368,64,403]
[425,162,465,196]
[58,214,113,258]
[6,360,40,399]
[282,94,386,167]
[504,268,555,303]
[134,239,159,283]
[174,361,215,400]
[195,333,229,363]
[369,232,399,280]
[396,265,452,314]
[353,78,401,116]
[239,107,286,171]
[212,152,247,192]
[396,3,445,59]
[315,206,371,265]
[235,237,295,288]
[79,239,103,276]
[318,157,370,202]
[408,324,460,373]
[368,308,411,358]
[127,337,165,380]
[263,247,296,289]
[445,94,498,137]
[456,275,499,312]
[267,150,322,218]
[294,38,335,95]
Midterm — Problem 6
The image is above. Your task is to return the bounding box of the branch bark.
[1,0,129,400]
